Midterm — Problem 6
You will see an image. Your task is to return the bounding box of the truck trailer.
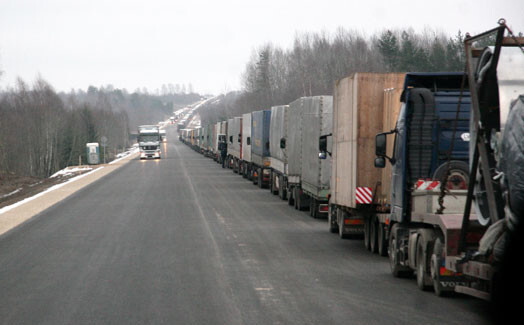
[268,105,290,199]
[323,73,406,242]
[251,110,271,188]
[241,112,252,178]
[227,117,243,172]
[300,96,333,218]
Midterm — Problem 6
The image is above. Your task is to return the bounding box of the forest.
[0,77,200,179]
[198,28,466,125]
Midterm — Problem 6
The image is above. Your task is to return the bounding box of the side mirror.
[238,134,241,143]
[319,152,327,160]
[319,135,328,152]
[280,138,286,149]
[247,137,251,145]
[229,136,233,143]
[374,157,386,168]
[375,133,387,157]
[265,142,270,150]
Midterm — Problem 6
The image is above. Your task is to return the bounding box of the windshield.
[140,134,159,142]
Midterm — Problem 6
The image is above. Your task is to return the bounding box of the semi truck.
[373,21,524,300]
[251,110,271,187]
[138,125,162,159]
[268,105,290,199]
[240,112,252,178]
[374,71,473,293]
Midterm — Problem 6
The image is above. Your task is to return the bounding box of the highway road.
[0,127,490,324]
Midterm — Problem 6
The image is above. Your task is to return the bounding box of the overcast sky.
[1,0,523,95]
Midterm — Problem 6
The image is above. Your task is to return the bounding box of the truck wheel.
[328,208,338,233]
[278,176,287,200]
[370,217,378,254]
[257,169,263,188]
[287,187,294,206]
[271,173,278,195]
[378,223,388,257]
[389,224,412,278]
[338,210,349,239]
[364,218,371,250]
[430,238,452,297]
[416,238,431,291]
[338,219,348,239]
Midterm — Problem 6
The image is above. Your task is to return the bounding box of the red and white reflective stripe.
[415,180,441,190]
[355,187,373,204]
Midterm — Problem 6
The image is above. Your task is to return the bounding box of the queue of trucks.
[177,22,523,302]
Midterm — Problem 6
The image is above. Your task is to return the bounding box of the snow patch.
[50,167,93,178]
[0,167,104,216]
[1,188,22,199]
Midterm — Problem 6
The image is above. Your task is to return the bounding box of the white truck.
[138,125,161,159]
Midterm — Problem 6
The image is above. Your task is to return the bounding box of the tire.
[378,223,388,257]
[293,188,298,209]
[364,218,371,251]
[328,207,339,233]
[430,238,451,297]
[312,199,319,218]
[271,173,278,195]
[338,210,349,239]
[257,169,263,188]
[432,160,469,190]
[389,224,413,278]
[242,165,247,178]
[416,238,431,291]
[370,217,378,254]
[278,176,287,200]
[287,187,294,206]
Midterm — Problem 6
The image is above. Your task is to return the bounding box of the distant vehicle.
[138,125,161,159]
[160,129,167,142]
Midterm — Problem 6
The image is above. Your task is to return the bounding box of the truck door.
[390,104,407,223]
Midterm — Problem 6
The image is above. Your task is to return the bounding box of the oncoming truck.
[138,125,162,159]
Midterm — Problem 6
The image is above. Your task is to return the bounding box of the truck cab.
[138,125,162,159]
[377,73,471,224]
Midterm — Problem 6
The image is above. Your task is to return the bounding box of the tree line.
[199,27,466,126]
[0,77,201,179]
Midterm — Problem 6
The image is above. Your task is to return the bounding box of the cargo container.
[227,117,242,172]
[241,112,252,178]
[325,73,406,240]
[286,98,309,210]
[268,105,289,199]
[216,121,228,165]
[251,110,271,187]
[300,96,333,218]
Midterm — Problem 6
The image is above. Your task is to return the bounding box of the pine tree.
[377,30,400,71]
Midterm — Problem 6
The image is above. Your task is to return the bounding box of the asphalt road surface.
[0,127,490,324]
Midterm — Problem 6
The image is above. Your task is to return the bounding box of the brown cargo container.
[332,72,405,209]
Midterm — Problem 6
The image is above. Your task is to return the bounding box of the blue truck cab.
[376,73,471,224]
